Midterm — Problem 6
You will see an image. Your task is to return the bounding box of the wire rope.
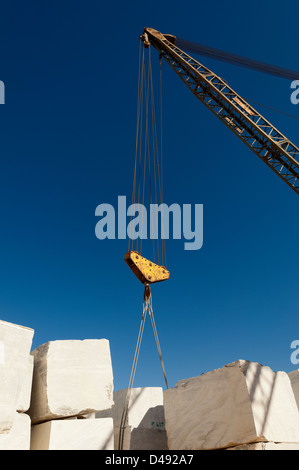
[118,289,168,450]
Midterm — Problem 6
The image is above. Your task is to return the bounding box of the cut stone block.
[227,442,299,450]
[17,355,34,412]
[97,387,168,450]
[113,425,167,450]
[28,339,114,424]
[0,413,31,450]
[0,356,34,431]
[288,369,299,410]
[0,320,34,361]
[0,320,34,433]
[164,360,299,450]
[30,417,114,450]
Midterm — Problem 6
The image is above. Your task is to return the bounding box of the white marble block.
[28,339,114,424]
[97,387,168,450]
[0,412,31,450]
[288,369,299,410]
[164,360,299,450]
[227,442,299,450]
[17,355,34,412]
[30,417,114,450]
[0,319,34,433]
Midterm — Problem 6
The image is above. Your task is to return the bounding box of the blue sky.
[0,0,298,392]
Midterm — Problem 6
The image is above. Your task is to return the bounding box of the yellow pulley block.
[124,251,170,285]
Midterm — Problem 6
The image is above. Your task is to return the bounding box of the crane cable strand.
[129,44,167,264]
[118,298,147,450]
[244,96,299,121]
[176,37,299,81]
[118,290,169,450]
[148,294,169,389]
[175,37,299,123]
[160,58,167,268]
[129,42,144,252]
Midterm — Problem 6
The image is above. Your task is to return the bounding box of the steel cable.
[118,290,168,450]
[176,37,299,81]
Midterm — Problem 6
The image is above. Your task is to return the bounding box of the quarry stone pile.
[2,318,299,450]
[28,339,115,450]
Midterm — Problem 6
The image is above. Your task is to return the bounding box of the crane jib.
[141,28,299,195]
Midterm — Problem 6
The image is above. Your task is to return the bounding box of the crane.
[119,29,299,450]
[140,28,299,195]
